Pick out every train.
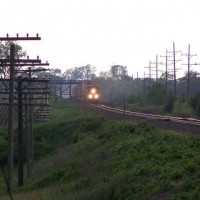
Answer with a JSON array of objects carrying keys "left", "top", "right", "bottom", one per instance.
[{"left": 72, "top": 81, "right": 100, "bottom": 103}]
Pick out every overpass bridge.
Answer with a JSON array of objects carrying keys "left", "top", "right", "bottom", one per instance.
[{"left": 50, "top": 79, "right": 86, "bottom": 99}]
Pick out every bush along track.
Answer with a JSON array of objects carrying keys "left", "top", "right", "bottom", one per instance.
[{"left": 1, "top": 103, "right": 200, "bottom": 199}]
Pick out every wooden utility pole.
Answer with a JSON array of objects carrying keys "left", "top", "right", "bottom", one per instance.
[
  {"left": 0, "top": 76, "right": 50, "bottom": 186},
  {"left": 151, "top": 55, "right": 163, "bottom": 82},
  {"left": 144, "top": 61, "right": 153, "bottom": 79},
  {"left": 8, "top": 43, "right": 15, "bottom": 193},
  {"left": 143, "top": 72, "right": 146, "bottom": 96},
  {"left": 173, "top": 43, "right": 177, "bottom": 98},
  {"left": 168, "top": 42, "right": 181, "bottom": 98},
  {"left": 17, "top": 66, "right": 50, "bottom": 177},
  {"left": 144, "top": 61, "right": 155, "bottom": 86},
  {"left": 28, "top": 68, "right": 34, "bottom": 166},
  {"left": 17, "top": 77, "right": 23, "bottom": 186},
  {"left": 131, "top": 75, "right": 133, "bottom": 88},
  {"left": 181, "top": 44, "right": 197, "bottom": 99},
  {"left": 1, "top": 59, "right": 43, "bottom": 188},
  {"left": 25, "top": 103, "right": 30, "bottom": 177},
  {"left": 160, "top": 49, "right": 173, "bottom": 92},
  {"left": 0, "top": 34, "right": 41, "bottom": 192},
  {"left": 156, "top": 55, "right": 159, "bottom": 82}
]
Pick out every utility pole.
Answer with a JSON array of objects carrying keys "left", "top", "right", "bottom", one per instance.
[
  {"left": 8, "top": 43, "right": 15, "bottom": 194},
  {"left": 144, "top": 61, "right": 155, "bottom": 86},
  {"left": 143, "top": 72, "right": 146, "bottom": 96},
  {"left": 131, "top": 75, "right": 133, "bottom": 88},
  {"left": 0, "top": 58, "right": 43, "bottom": 188},
  {"left": 136, "top": 72, "right": 139, "bottom": 94},
  {"left": 0, "top": 75, "right": 50, "bottom": 185},
  {"left": 17, "top": 66, "right": 50, "bottom": 177},
  {"left": 24, "top": 102, "right": 30, "bottom": 177},
  {"left": 151, "top": 55, "right": 163, "bottom": 83},
  {"left": 168, "top": 42, "right": 181, "bottom": 98},
  {"left": 173, "top": 43, "right": 177, "bottom": 98},
  {"left": 27, "top": 67, "right": 49, "bottom": 166},
  {"left": 181, "top": 44, "right": 197, "bottom": 99},
  {"left": 0, "top": 34, "right": 41, "bottom": 192},
  {"left": 17, "top": 77, "right": 23, "bottom": 187},
  {"left": 144, "top": 61, "right": 153, "bottom": 79},
  {"left": 160, "top": 49, "right": 173, "bottom": 93}
]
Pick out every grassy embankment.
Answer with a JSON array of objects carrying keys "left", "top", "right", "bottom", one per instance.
[
  {"left": 1, "top": 102, "right": 200, "bottom": 199},
  {"left": 125, "top": 98, "right": 196, "bottom": 118}
]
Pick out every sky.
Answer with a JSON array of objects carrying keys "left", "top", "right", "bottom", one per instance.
[{"left": 1, "top": 0, "right": 200, "bottom": 78}]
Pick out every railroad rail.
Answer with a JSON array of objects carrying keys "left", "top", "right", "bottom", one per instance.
[{"left": 84, "top": 103, "right": 200, "bottom": 135}]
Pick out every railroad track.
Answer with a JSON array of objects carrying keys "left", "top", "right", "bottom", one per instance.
[
  {"left": 85, "top": 103, "right": 200, "bottom": 135},
  {"left": 98, "top": 104, "right": 200, "bottom": 126}
]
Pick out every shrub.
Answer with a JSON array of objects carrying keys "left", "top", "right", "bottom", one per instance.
[
  {"left": 190, "top": 93, "right": 200, "bottom": 116},
  {"left": 164, "top": 95, "right": 175, "bottom": 113},
  {"left": 0, "top": 129, "right": 7, "bottom": 163},
  {"left": 147, "top": 83, "right": 167, "bottom": 105}
]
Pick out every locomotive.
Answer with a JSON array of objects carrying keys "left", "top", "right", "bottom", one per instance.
[{"left": 72, "top": 81, "right": 100, "bottom": 103}]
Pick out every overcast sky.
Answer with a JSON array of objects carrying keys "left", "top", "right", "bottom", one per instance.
[{"left": 1, "top": 0, "right": 200, "bottom": 78}]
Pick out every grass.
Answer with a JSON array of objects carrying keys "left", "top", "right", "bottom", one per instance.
[
  {"left": 125, "top": 97, "right": 197, "bottom": 118},
  {"left": 1, "top": 102, "right": 200, "bottom": 199},
  {"left": 172, "top": 100, "right": 196, "bottom": 118}
]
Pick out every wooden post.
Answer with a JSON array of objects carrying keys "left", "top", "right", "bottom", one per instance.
[
  {"left": 165, "top": 50, "right": 168, "bottom": 93},
  {"left": 143, "top": 72, "right": 146, "bottom": 97},
  {"left": 30, "top": 106, "right": 34, "bottom": 162},
  {"left": 181, "top": 44, "right": 197, "bottom": 100},
  {"left": 60, "top": 84, "right": 62, "bottom": 97},
  {"left": 7, "top": 43, "right": 15, "bottom": 193},
  {"left": 187, "top": 44, "right": 190, "bottom": 99},
  {"left": 69, "top": 83, "right": 72, "bottom": 99},
  {"left": 173, "top": 42, "right": 177, "bottom": 98},
  {"left": 17, "top": 78, "right": 23, "bottom": 186},
  {"left": 156, "top": 55, "right": 158, "bottom": 82},
  {"left": 25, "top": 104, "right": 31, "bottom": 177},
  {"left": 28, "top": 68, "right": 34, "bottom": 163}
]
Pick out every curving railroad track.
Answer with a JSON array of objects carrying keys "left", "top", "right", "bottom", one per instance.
[{"left": 83, "top": 103, "right": 200, "bottom": 135}]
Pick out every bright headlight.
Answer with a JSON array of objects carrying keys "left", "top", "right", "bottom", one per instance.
[
  {"left": 94, "top": 94, "right": 99, "bottom": 99},
  {"left": 88, "top": 94, "right": 93, "bottom": 99},
  {"left": 91, "top": 88, "right": 96, "bottom": 94}
]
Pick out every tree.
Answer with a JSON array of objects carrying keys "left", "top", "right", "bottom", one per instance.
[
  {"left": 50, "top": 68, "right": 61, "bottom": 75},
  {"left": 31, "top": 67, "right": 65, "bottom": 85},
  {"left": 184, "top": 70, "right": 199, "bottom": 78},
  {"left": 147, "top": 83, "right": 167, "bottom": 105},
  {"left": 110, "top": 65, "right": 127, "bottom": 79},
  {"left": 160, "top": 71, "right": 174, "bottom": 80},
  {"left": 190, "top": 92, "right": 200, "bottom": 116},
  {"left": 63, "top": 64, "right": 96, "bottom": 80},
  {"left": 0, "top": 41, "right": 26, "bottom": 78},
  {"left": 121, "top": 75, "right": 133, "bottom": 85},
  {"left": 99, "top": 71, "right": 111, "bottom": 78},
  {"left": 177, "top": 70, "right": 200, "bottom": 97}
]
